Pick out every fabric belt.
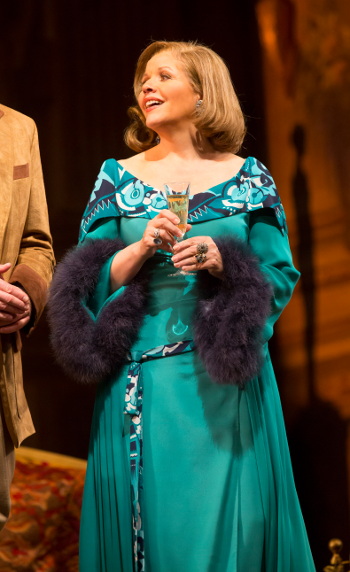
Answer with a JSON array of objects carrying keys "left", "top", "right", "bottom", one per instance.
[{"left": 123, "top": 340, "right": 195, "bottom": 572}]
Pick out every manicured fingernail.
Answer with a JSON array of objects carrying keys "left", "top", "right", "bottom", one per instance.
[
  {"left": 173, "top": 245, "right": 179, "bottom": 251},
  {"left": 174, "top": 217, "right": 180, "bottom": 224},
  {"left": 172, "top": 256, "right": 178, "bottom": 262}
]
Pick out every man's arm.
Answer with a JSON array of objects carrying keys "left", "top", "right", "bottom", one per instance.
[{"left": 8, "top": 123, "right": 55, "bottom": 334}]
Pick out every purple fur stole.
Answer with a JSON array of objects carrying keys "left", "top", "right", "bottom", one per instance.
[
  {"left": 194, "top": 237, "right": 272, "bottom": 387},
  {"left": 48, "top": 238, "right": 149, "bottom": 384},
  {"left": 48, "top": 236, "right": 272, "bottom": 387}
]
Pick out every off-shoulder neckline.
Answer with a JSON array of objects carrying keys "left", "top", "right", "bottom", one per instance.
[{"left": 113, "top": 157, "right": 251, "bottom": 197}]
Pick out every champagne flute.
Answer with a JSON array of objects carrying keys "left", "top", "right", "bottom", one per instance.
[{"left": 164, "top": 182, "right": 195, "bottom": 277}]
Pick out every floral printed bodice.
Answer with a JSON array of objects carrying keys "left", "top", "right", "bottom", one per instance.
[{"left": 79, "top": 156, "right": 287, "bottom": 242}]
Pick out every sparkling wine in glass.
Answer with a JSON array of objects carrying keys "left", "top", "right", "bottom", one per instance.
[{"left": 164, "top": 182, "right": 195, "bottom": 276}]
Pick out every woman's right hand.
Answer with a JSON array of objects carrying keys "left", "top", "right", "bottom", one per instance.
[
  {"left": 139, "top": 210, "right": 192, "bottom": 257},
  {"left": 110, "top": 211, "right": 192, "bottom": 292}
]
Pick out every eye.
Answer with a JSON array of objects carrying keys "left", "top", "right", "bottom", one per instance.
[
  {"left": 160, "top": 73, "right": 171, "bottom": 81},
  {"left": 140, "top": 74, "right": 150, "bottom": 86}
]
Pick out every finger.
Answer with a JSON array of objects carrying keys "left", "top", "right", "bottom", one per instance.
[
  {"left": 0, "top": 263, "right": 11, "bottom": 276},
  {"left": 142, "top": 239, "right": 173, "bottom": 256},
  {"left": 173, "top": 255, "right": 199, "bottom": 269},
  {"left": 5, "top": 283, "right": 30, "bottom": 305},
  {"left": 153, "top": 219, "right": 183, "bottom": 239},
  {"left": 172, "top": 244, "right": 200, "bottom": 263},
  {"left": 0, "top": 296, "right": 27, "bottom": 313},
  {"left": 173, "top": 240, "right": 214, "bottom": 262},
  {"left": 182, "top": 255, "right": 218, "bottom": 273},
  {"left": 172, "top": 236, "right": 197, "bottom": 252},
  {"left": 161, "top": 229, "right": 177, "bottom": 247},
  {"left": 172, "top": 223, "right": 192, "bottom": 242},
  {"left": 159, "top": 243, "right": 174, "bottom": 254},
  {"left": 0, "top": 312, "right": 17, "bottom": 324},
  {"left": 0, "top": 279, "right": 30, "bottom": 301},
  {"left": 0, "top": 309, "right": 30, "bottom": 322},
  {"left": 157, "top": 210, "right": 181, "bottom": 225},
  {"left": 182, "top": 264, "right": 199, "bottom": 272},
  {"left": 0, "top": 315, "right": 30, "bottom": 334},
  {"left": 177, "top": 250, "right": 213, "bottom": 270},
  {"left": 182, "top": 260, "right": 209, "bottom": 272},
  {"left": 0, "top": 287, "right": 28, "bottom": 311},
  {"left": 174, "top": 236, "right": 213, "bottom": 254},
  {"left": 156, "top": 228, "right": 177, "bottom": 248},
  {"left": 0, "top": 300, "right": 29, "bottom": 316}
]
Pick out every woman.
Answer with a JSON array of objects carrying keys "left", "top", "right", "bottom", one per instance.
[{"left": 49, "top": 41, "right": 315, "bottom": 572}]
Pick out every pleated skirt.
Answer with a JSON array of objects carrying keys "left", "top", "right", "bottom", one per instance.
[{"left": 79, "top": 350, "right": 315, "bottom": 572}]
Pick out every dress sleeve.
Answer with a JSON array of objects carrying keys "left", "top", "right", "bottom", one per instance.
[
  {"left": 80, "top": 218, "right": 125, "bottom": 317},
  {"left": 248, "top": 208, "right": 300, "bottom": 346},
  {"left": 79, "top": 161, "right": 124, "bottom": 314},
  {"left": 48, "top": 160, "right": 149, "bottom": 384},
  {"left": 79, "top": 159, "right": 121, "bottom": 242},
  {"left": 84, "top": 247, "right": 126, "bottom": 318}
]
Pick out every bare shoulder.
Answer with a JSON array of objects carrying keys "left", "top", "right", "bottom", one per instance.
[
  {"left": 223, "top": 153, "right": 246, "bottom": 169},
  {"left": 210, "top": 153, "right": 246, "bottom": 179},
  {"left": 117, "top": 153, "right": 145, "bottom": 170}
]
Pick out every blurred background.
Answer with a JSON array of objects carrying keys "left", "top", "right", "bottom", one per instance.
[{"left": 1, "top": 0, "right": 350, "bottom": 568}]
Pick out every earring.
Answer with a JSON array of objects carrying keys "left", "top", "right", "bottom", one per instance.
[
  {"left": 196, "top": 100, "right": 203, "bottom": 108},
  {"left": 155, "top": 136, "right": 160, "bottom": 144}
]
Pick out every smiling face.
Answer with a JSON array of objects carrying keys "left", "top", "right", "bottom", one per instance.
[{"left": 137, "top": 51, "right": 200, "bottom": 133}]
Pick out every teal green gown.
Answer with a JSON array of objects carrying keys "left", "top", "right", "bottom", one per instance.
[{"left": 78, "top": 158, "right": 316, "bottom": 572}]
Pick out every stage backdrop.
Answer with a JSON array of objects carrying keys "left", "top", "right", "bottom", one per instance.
[
  {"left": 0, "top": 0, "right": 266, "bottom": 458},
  {"left": 256, "top": 0, "right": 350, "bottom": 567},
  {"left": 1, "top": 0, "right": 349, "bottom": 568}
]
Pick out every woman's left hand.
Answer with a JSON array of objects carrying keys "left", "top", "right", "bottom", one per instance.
[{"left": 172, "top": 236, "right": 224, "bottom": 280}]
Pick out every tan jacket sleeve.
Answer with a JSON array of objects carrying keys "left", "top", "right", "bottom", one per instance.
[{"left": 9, "top": 124, "right": 55, "bottom": 334}]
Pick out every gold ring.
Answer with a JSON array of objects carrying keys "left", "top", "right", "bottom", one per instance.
[
  {"left": 197, "top": 242, "right": 208, "bottom": 254},
  {"left": 195, "top": 253, "right": 207, "bottom": 264}
]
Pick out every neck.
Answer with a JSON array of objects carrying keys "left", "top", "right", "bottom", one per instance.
[{"left": 146, "top": 125, "right": 216, "bottom": 163}]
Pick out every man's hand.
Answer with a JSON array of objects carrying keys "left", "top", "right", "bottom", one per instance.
[{"left": 0, "top": 263, "right": 31, "bottom": 333}]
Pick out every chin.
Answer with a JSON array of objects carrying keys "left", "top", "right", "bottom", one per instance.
[
  {"left": 145, "top": 110, "right": 193, "bottom": 133},
  {"left": 145, "top": 117, "right": 165, "bottom": 131},
  {"left": 145, "top": 122, "right": 159, "bottom": 132}
]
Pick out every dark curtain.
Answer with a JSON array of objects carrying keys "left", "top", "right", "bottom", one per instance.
[
  {"left": 2, "top": 2, "right": 346, "bottom": 566},
  {"left": 0, "top": 0, "right": 267, "bottom": 459}
]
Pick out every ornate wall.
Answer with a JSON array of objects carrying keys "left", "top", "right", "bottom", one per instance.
[{"left": 256, "top": 0, "right": 350, "bottom": 567}]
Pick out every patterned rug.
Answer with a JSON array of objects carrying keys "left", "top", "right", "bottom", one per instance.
[{"left": 0, "top": 454, "right": 86, "bottom": 571}]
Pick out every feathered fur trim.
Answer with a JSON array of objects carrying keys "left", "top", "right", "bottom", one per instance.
[
  {"left": 47, "top": 238, "right": 149, "bottom": 384},
  {"left": 48, "top": 236, "right": 272, "bottom": 386},
  {"left": 193, "top": 237, "right": 272, "bottom": 387}
]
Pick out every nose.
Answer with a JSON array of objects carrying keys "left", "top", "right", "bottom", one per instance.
[{"left": 142, "top": 81, "right": 156, "bottom": 93}]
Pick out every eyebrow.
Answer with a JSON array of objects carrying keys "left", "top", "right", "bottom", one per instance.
[{"left": 141, "top": 66, "right": 175, "bottom": 80}]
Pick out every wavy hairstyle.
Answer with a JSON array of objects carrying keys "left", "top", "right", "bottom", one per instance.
[{"left": 124, "top": 41, "right": 246, "bottom": 153}]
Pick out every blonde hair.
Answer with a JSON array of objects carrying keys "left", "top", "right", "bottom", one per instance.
[{"left": 124, "top": 41, "right": 246, "bottom": 153}]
